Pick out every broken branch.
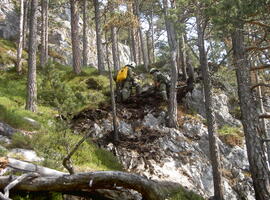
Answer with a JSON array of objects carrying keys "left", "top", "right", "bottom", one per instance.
[
  {"left": 6, "top": 158, "right": 66, "bottom": 176},
  {"left": 251, "top": 83, "right": 270, "bottom": 90},
  {"left": 250, "top": 64, "right": 270, "bottom": 71},
  {"left": 1, "top": 173, "right": 39, "bottom": 199},
  {"left": 63, "top": 131, "right": 94, "bottom": 175},
  {"left": 259, "top": 113, "right": 270, "bottom": 119}
]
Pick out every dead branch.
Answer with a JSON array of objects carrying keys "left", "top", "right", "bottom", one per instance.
[
  {"left": 3, "top": 158, "right": 67, "bottom": 176},
  {"left": 251, "top": 83, "right": 270, "bottom": 90},
  {"left": 63, "top": 131, "right": 93, "bottom": 175},
  {"left": 246, "top": 20, "right": 270, "bottom": 29},
  {"left": 250, "top": 64, "right": 270, "bottom": 71},
  {"left": 0, "top": 173, "right": 39, "bottom": 199},
  {"left": 259, "top": 113, "right": 270, "bottom": 119},
  {"left": 0, "top": 171, "right": 164, "bottom": 200},
  {"left": 246, "top": 46, "right": 270, "bottom": 52},
  {"left": 263, "top": 138, "right": 270, "bottom": 142}
]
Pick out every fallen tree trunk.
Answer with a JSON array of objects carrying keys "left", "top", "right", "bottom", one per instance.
[
  {"left": 6, "top": 158, "right": 67, "bottom": 176},
  {"left": 0, "top": 171, "right": 164, "bottom": 200}
]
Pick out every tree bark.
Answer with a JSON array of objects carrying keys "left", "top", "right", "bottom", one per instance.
[
  {"left": 22, "top": 0, "right": 29, "bottom": 49},
  {"left": 105, "top": 33, "right": 119, "bottom": 142},
  {"left": 162, "top": 0, "right": 178, "bottom": 128},
  {"left": 40, "top": 0, "right": 48, "bottom": 68},
  {"left": 253, "top": 58, "right": 270, "bottom": 164},
  {"left": 93, "top": 0, "right": 105, "bottom": 73},
  {"left": 0, "top": 171, "right": 163, "bottom": 200},
  {"left": 16, "top": 0, "right": 24, "bottom": 74},
  {"left": 25, "top": 0, "right": 38, "bottom": 112},
  {"left": 70, "top": 0, "right": 82, "bottom": 74},
  {"left": 128, "top": 2, "right": 137, "bottom": 64},
  {"left": 134, "top": 0, "right": 149, "bottom": 71},
  {"left": 150, "top": 7, "right": 155, "bottom": 63},
  {"left": 82, "top": 0, "right": 88, "bottom": 67},
  {"left": 179, "top": 33, "right": 187, "bottom": 81},
  {"left": 146, "top": 31, "right": 152, "bottom": 64},
  {"left": 232, "top": 26, "right": 270, "bottom": 200},
  {"left": 110, "top": 1, "right": 120, "bottom": 72},
  {"left": 196, "top": 15, "right": 224, "bottom": 200}
]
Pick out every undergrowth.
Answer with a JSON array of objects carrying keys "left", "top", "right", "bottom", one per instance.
[
  {"left": 218, "top": 125, "right": 244, "bottom": 147},
  {"left": 169, "top": 186, "right": 204, "bottom": 200},
  {"left": 0, "top": 39, "right": 121, "bottom": 172}
]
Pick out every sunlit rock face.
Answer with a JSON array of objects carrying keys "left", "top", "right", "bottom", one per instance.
[
  {"left": 185, "top": 85, "right": 241, "bottom": 127},
  {"left": 0, "top": 0, "right": 130, "bottom": 68},
  {"left": 0, "top": 0, "right": 18, "bottom": 40}
]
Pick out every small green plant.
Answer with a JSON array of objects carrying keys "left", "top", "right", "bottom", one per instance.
[
  {"left": 11, "top": 192, "right": 62, "bottom": 200},
  {"left": 8, "top": 132, "right": 33, "bottom": 149},
  {"left": 218, "top": 125, "right": 244, "bottom": 147},
  {"left": 169, "top": 186, "right": 204, "bottom": 200}
]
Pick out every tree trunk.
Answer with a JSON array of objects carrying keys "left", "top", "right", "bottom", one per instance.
[
  {"left": 40, "top": 0, "right": 48, "bottom": 68},
  {"left": 110, "top": 2, "right": 120, "bottom": 72},
  {"left": 134, "top": 0, "right": 149, "bottom": 71},
  {"left": 128, "top": 3, "right": 137, "bottom": 64},
  {"left": 146, "top": 31, "right": 152, "bottom": 64},
  {"left": 25, "top": 0, "right": 38, "bottom": 112},
  {"left": 22, "top": 0, "right": 29, "bottom": 49},
  {"left": 150, "top": 8, "right": 155, "bottom": 63},
  {"left": 82, "top": 0, "right": 88, "bottom": 67},
  {"left": 70, "top": 0, "right": 81, "bottom": 74},
  {"left": 128, "top": 29, "right": 134, "bottom": 62},
  {"left": 162, "top": 0, "right": 178, "bottom": 128},
  {"left": 16, "top": 0, "right": 24, "bottom": 74},
  {"left": 253, "top": 58, "right": 270, "bottom": 164},
  {"left": 179, "top": 33, "right": 187, "bottom": 80},
  {"left": 0, "top": 171, "right": 163, "bottom": 200},
  {"left": 93, "top": 0, "right": 105, "bottom": 73},
  {"left": 105, "top": 33, "right": 119, "bottom": 142},
  {"left": 232, "top": 26, "right": 270, "bottom": 200},
  {"left": 196, "top": 16, "right": 224, "bottom": 200}
]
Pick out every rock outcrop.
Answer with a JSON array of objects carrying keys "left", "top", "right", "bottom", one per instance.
[
  {"left": 73, "top": 96, "right": 254, "bottom": 200},
  {"left": 0, "top": 0, "right": 131, "bottom": 67},
  {"left": 185, "top": 85, "right": 242, "bottom": 127}
]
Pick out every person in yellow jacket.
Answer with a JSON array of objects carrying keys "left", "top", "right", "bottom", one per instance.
[{"left": 114, "top": 62, "right": 141, "bottom": 102}]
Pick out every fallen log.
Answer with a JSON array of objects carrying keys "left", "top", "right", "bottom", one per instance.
[
  {"left": 6, "top": 158, "right": 67, "bottom": 176},
  {"left": 0, "top": 171, "right": 164, "bottom": 200}
]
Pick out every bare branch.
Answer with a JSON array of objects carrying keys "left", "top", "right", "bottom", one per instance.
[
  {"left": 246, "top": 20, "right": 270, "bottom": 29},
  {"left": 63, "top": 131, "right": 94, "bottom": 174},
  {"left": 6, "top": 158, "right": 66, "bottom": 176},
  {"left": 259, "top": 113, "right": 270, "bottom": 119},
  {"left": 246, "top": 46, "right": 270, "bottom": 52},
  {"left": 250, "top": 64, "right": 270, "bottom": 71},
  {"left": 263, "top": 138, "right": 270, "bottom": 142},
  {"left": 251, "top": 83, "right": 270, "bottom": 90},
  {"left": 3, "top": 173, "right": 39, "bottom": 198}
]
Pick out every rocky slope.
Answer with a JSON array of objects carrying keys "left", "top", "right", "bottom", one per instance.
[{"left": 73, "top": 92, "right": 254, "bottom": 200}]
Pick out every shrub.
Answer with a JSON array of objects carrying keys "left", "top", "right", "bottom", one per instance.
[
  {"left": 8, "top": 132, "right": 33, "bottom": 149},
  {"left": 169, "top": 186, "right": 204, "bottom": 200}
]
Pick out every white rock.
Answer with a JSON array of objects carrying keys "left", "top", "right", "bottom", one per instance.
[{"left": 8, "top": 148, "right": 43, "bottom": 162}]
